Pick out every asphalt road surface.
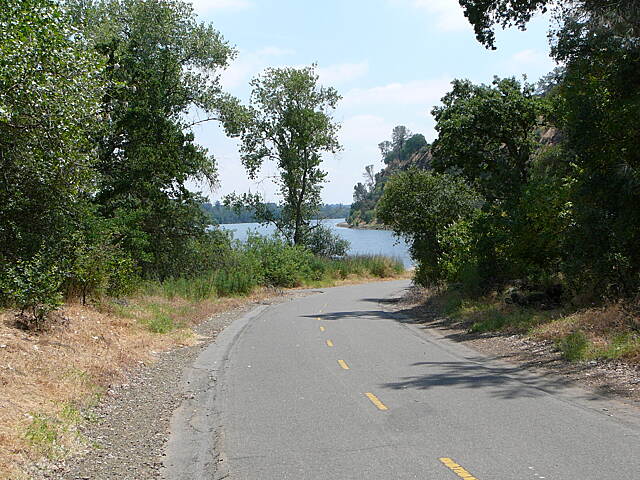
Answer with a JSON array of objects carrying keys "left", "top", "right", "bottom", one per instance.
[{"left": 169, "top": 279, "right": 640, "bottom": 479}]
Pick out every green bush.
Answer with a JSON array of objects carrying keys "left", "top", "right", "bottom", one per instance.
[
  {"left": 244, "top": 234, "right": 315, "bottom": 288},
  {"left": 0, "top": 252, "right": 64, "bottom": 328},
  {"left": 377, "top": 169, "right": 481, "bottom": 287},
  {"left": 305, "top": 224, "right": 350, "bottom": 257}
]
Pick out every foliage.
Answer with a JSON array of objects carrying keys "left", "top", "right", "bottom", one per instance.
[
  {"left": 457, "top": 1, "right": 640, "bottom": 49},
  {"left": 431, "top": 77, "right": 546, "bottom": 202},
  {"left": 0, "top": 253, "right": 64, "bottom": 328},
  {"left": 69, "top": 0, "right": 241, "bottom": 279},
  {"left": 65, "top": 214, "right": 137, "bottom": 304},
  {"left": 243, "top": 234, "right": 316, "bottom": 288},
  {"left": 377, "top": 169, "right": 481, "bottom": 286},
  {"left": 551, "top": 14, "right": 640, "bottom": 299},
  {"left": 228, "top": 65, "right": 341, "bottom": 245},
  {"left": 0, "top": 0, "right": 104, "bottom": 318},
  {"left": 305, "top": 224, "right": 350, "bottom": 258},
  {"left": 348, "top": 126, "right": 430, "bottom": 226}
]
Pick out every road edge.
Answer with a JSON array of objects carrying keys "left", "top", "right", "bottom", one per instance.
[
  {"left": 379, "top": 287, "right": 640, "bottom": 430},
  {"left": 161, "top": 303, "right": 268, "bottom": 480}
]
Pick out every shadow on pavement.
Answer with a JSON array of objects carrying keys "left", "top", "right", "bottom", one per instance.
[
  {"left": 382, "top": 360, "right": 578, "bottom": 400},
  {"left": 303, "top": 310, "right": 400, "bottom": 322}
]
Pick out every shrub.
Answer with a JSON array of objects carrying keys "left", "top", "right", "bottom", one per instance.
[
  {"left": 0, "top": 252, "right": 64, "bottom": 328},
  {"left": 557, "top": 330, "right": 589, "bottom": 361},
  {"left": 377, "top": 169, "right": 481, "bottom": 287},
  {"left": 244, "top": 234, "right": 314, "bottom": 288},
  {"left": 305, "top": 224, "right": 350, "bottom": 257}
]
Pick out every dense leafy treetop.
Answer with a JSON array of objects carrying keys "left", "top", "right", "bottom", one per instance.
[{"left": 431, "top": 77, "right": 546, "bottom": 201}]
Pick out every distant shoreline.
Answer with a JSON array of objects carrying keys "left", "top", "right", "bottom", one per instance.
[{"left": 336, "top": 222, "right": 389, "bottom": 231}]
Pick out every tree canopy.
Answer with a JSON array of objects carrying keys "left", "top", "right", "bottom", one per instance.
[{"left": 228, "top": 65, "right": 341, "bottom": 246}]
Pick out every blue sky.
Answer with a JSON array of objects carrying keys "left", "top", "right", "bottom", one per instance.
[{"left": 189, "top": 0, "right": 556, "bottom": 204}]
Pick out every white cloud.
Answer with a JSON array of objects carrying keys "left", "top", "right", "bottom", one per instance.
[
  {"left": 317, "top": 62, "right": 369, "bottom": 86},
  {"left": 255, "top": 46, "right": 296, "bottom": 57},
  {"left": 221, "top": 46, "right": 295, "bottom": 90},
  {"left": 512, "top": 48, "right": 545, "bottom": 64},
  {"left": 190, "top": 0, "right": 253, "bottom": 12},
  {"left": 396, "top": 0, "right": 470, "bottom": 32},
  {"left": 343, "top": 77, "right": 451, "bottom": 108},
  {"left": 340, "top": 114, "right": 393, "bottom": 146}
]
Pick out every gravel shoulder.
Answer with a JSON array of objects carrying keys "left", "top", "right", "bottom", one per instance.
[
  {"left": 32, "top": 291, "right": 310, "bottom": 480},
  {"left": 388, "top": 286, "right": 640, "bottom": 409}
]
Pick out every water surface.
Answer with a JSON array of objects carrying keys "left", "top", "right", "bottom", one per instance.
[{"left": 218, "top": 218, "right": 412, "bottom": 267}]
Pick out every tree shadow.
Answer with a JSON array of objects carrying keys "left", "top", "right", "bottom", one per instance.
[
  {"left": 382, "top": 360, "right": 585, "bottom": 400},
  {"left": 303, "top": 310, "right": 401, "bottom": 322}
]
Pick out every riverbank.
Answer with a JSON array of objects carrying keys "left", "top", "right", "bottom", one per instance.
[{"left": 335, "top": 221, "right": 389, "bottom": 231}]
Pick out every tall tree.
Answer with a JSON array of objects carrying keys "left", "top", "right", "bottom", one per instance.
[
  {"left": 68, "top": 0, "right": 243, "bottom": 277},
  {"left": 0, "top": 0, "right": 103, "bottom": 270},
  {"left": 227, "top": 66, "right": 341, "bottom": 245},
  {"left": 431, "top": 77, "right": 545, "bottom": 202}
]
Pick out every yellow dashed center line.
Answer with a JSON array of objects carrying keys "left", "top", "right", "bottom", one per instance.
[
  {"left": 337, "top": 359, "right": 350, "bottom": 370},
  {"left": 364, "top": 392, "right": 388, "bottom": 411},
  {"left": 326, "top": 339, "right": 334, "bottom": 347},
  {"left": 319, "top": 326, "right": 325, "bottom": 332},
  {"left": 439, "top": 457, "right": 480, "bottom": 480}
]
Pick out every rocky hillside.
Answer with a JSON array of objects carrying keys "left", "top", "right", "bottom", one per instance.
[{"left": 347, "top": 126, "right": 431, "bottom": 227}]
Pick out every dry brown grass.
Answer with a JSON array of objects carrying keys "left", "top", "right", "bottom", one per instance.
[
  {"left": 532, "top": 302, "right": 640, "bottom": 362},
  {"left": 0, "top": 290, "right": 273, "bottom": 479}
]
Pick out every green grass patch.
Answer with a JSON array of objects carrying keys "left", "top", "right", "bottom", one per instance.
[
  {"left": 557, "top": 330, "right": 589, "bottom": 361},
  {"left": 24, "top": 403, "right": 83, "bottom": 459},
  {"left": 434, "top": 289, "right": 558, "bottom": 334},
  {"left": 138, "top": 303, "right": 187, "bottom": 334}
]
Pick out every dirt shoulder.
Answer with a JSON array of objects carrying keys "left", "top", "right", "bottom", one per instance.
[
  {"left": 388, "top": 287, "right": 640, "bottom": 409},
  {"left": 28, "top": 290, "right": 309, "bottom": 480}
]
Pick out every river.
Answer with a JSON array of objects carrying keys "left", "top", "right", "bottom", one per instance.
[{"left": 218, "top": 218, "right": 413, "bottom": 267}]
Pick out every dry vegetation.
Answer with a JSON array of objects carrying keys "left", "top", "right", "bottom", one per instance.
[
  {"left": 0, "top": 292, "right": 270, "bottom": 479},
  {"left": 419, "top": 287, "right": 640, "bottom": 364}
]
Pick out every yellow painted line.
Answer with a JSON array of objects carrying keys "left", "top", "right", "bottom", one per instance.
[
  {"left": 439, "top": 457, "right": 480, "bottom": 480},
  {"left": 364, "top": 392, "right": 388, "bottom": 411},
  {"left": 326, "top": 339, "right": 334, "bottom": 347},
  {"left": 319, "top": 326, "right": 325, "bottom": 332},
  {"left": 337, "top": 359, "right": 349, "bottom": 370}
]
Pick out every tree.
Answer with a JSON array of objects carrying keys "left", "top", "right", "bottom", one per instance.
[
  {"left": 363, "top": 165, "right": 376, "bottom": 191},
  {"left": 0, "top": 0, "right": 104, "bottom": 314},
  {"left": 228, "top": 66, "right": 341, "bottom": 246},
  {"left": 68, "top": 0, "right": 243, "bottom": 278},
  {"left": 550, "top": 12, "right": 640, "bottom": 297},
  {"left": 458, "top": 0, "right": 640, "bottom": 49},
  {"left": 431, "top": 77, "right": 545, "bottom": 202},
  {"left": 377, "top": 169, "right": 481, "bottom": 285}
]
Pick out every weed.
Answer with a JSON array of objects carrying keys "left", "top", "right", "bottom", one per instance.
[
  {"left": 593, "top": 333, "right": 640, "bottom": 360},
  {"left": 145, "top": 310, "right": 175, "bottom": 334},
  {"left": 557, "top": 330, "right": 589, "bottom": 361},
  {"left": 24, "top": 414, "right": 61, "bottom": 458},
  {"left": 469, "top": 310, "right": 508, "bottom": 333}
]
